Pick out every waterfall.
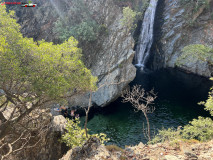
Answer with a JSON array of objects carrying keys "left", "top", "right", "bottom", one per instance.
[{"left": 135, "top": 0, "right": 158, "bottom": 68}]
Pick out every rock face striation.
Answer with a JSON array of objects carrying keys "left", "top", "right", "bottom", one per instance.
[
  {"left": 9, "top": 0, "right": 136, "bottom": 107},
  {"left": 152, "top": 0, "right": 213, "bottom": 77}
]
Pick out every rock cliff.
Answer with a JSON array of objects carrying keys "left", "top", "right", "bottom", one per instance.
[
  {"left": 7, "top": 0, "right": 136, "bottom": 107},
  {"left": 152, "top": 0, "right": 213, "bottom": 77}
]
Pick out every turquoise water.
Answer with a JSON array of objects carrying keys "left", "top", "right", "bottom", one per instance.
[{"left": 80, "top": 69, "right": 212, "bottom": 147}]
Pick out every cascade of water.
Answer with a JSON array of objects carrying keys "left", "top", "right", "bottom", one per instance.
[{"left": 135, "top": 0, "right": 158, "bottom": 68}]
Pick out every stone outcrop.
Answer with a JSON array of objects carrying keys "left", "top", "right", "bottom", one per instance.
[
  {"left": 8, "top": 0, "right": 136, "bottom": 107},
  {"left": 153, "top": 0, "right": 213, "bottom": 77}
]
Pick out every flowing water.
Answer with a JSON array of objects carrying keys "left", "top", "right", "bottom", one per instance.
[
  {"left": 80, "top": 69, "right": 212, "bottom": 147},
  {"left": 135, "top": 0, "right": 158, "bottom": 68}
]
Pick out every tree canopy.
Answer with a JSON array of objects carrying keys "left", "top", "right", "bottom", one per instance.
[{"left": 0, "top": 4, "right": 97, "bottom": 142}]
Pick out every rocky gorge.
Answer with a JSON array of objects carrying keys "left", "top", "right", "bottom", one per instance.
[{"left": 2, "top": 0, "right": 213, "bottom": 159}]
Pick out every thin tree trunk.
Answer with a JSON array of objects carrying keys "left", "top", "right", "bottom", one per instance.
[
  {"left": 84, "top": 91, "right": 92, "bottom": 138},
  {"left": 143, "top": 112, "right": 151, "bottom": 141},
  {"left": 84, "top": 110, "right": 89, "bottom": 138}
]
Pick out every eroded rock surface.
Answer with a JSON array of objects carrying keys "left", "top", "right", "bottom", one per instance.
[{"left": 153, "top": 0, "right": 213, "bottom": 77}]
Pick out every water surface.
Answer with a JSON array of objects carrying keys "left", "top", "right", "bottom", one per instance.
[{"left": 80, "top": 69, "right": 212, "bottom": 147}]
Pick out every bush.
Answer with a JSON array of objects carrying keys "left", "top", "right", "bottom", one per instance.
[
  {"left": 54, "top": 19, "right": 100, "bottom": 43},
  {"left": 71, "top": 21, "right": 99, "bottom": 42},
  {"left": 120, "top": 7, "right": 139, "bottom": 32},
  {"left": 182, "top": 116, "right": 213, "bottom": 141},
  {"left": 61, "top": 118, "right": 109, "bottom": 148},
  {"left": 176, "top": 44, "right": 213, "bottom": 66},
  {"left": 149, "top": 128, "right": 182, "bottom": 144}
]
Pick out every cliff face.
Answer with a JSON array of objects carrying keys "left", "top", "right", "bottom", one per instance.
[
  {"left": 9, "top": 0, "right": 136, "bottom": 107},
  {"left": 153, "top": 0, "right": 213, "bottom": 77},
  {"left": 69, "top": 0, "right": 136, "bottom": 107}
]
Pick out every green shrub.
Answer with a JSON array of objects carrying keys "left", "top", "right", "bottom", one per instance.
[
  {"left": 182, "top": 116, "right": 213, "bottom": 141},
  {"left": 61, "top": 118, "right": 109, "bottom": 148},
  {"left": 199, "top": 86, "right": 213, "bottom": 116},
  {"left": 149, "top": 128, "right": 182, "bottom": 144},
  {"left": 176, "top": 44, "right": 213, "bottom": 67},
  {"left": 54, "top": 19, "right": 100, "bottom": 43},
  {"left": 120, "top": 7, "right": 139, "bottom": 31}
]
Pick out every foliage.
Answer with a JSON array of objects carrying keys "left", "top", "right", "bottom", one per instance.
[
  {"left": 149, "top": 128, "right": 182, "bottom": 144},
  {"left": 120, "top": 7, "right": 139, "bottom": 32},
  {"left": 53, "top": 0, "right": 101, "bottom": 43},
  {"left": 0, "top": 5, "right": 97, "bottom": 99},
  {"left": 54, "top": 19, "right": 100, "bottom": 43},
  {"left": 199, "top": 86, "right": 213, "bottom": 116},
  {"left": 150, "top": 117, "right": 213, "bottom": 144},
  {"left": 150, "top": 85, "right": 213, "bottom": 144},
  {"left": 182, "top": 116, "right": 213, "bottom": 141},
  {"left": 61, "top": 118, "right": 109, "bottom": 148},
  {"left": 0, "top": 3, "right": 97, "bottom": 151},
  {"left": 176, "top": 44, "right": 213, "bottom": 67}
]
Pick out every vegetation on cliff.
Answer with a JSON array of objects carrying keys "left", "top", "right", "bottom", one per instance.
[
  {"left": 176, "top": 44, "right": 213, "bottom": 67},
  {"left": 53, "top": 0, "right": 101, "bottom": 43},
  {"left": 61, "top": 118, "right": 109, "bottom": 148},
  {"left": 121, "top": 6, "right": 139, "bottom": 32}
]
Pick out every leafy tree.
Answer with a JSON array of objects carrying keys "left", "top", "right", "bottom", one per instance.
[
  {"left": 61, "top": 118, "right": 109, "bottom": 148},
  {"left": 0, "top": 5, "right": 97, "bottom": 158}
]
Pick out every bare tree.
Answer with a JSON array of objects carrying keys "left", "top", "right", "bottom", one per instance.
[{"left": 121, "top": 85, "right": 157, "bottom": 141}]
